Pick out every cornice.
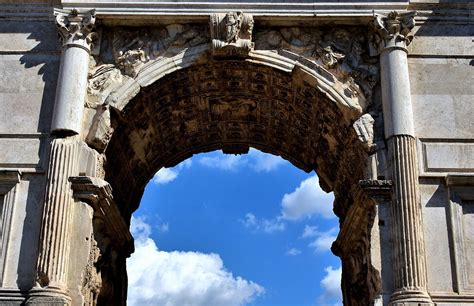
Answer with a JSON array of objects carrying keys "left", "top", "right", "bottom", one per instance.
[
  {"left": 0, "top": 4, "right": 55, "bottom": 21},
  {"left": 59, "top": 1, "right": 410, "bottom": 25},
  {"left": 1, "top": 2, "right": 470, "bottom": 25}
]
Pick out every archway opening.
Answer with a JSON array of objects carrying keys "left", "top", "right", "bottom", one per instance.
[
  {"left": 99, "top": 58, "right": 370, "bottom": 305},
  {"left": 104, "top": 60, "right": 368, "bottom": 222},
  {"left": 127, "top": 149, "right": 343, "bottom": 306}
]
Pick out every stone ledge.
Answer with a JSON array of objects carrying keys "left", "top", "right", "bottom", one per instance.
[{"left": 69, "top": 176, "right": 134, "bottom": 256}]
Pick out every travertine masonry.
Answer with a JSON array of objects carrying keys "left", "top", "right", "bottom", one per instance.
[{"left": 0, "top": 1, "right": 473, "bottom": 305}]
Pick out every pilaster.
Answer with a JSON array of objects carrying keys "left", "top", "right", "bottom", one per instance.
[{"left": 372, "top": 11, "right": 433, "bottom": 305}]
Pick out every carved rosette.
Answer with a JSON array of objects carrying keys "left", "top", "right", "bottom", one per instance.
[
  {"left": 370, "top": 11, "right": 416, "bottom": 55},
  {"left": 54, "top": 8, "right": 96, "bottom": 50},
  {"left": 210, "top": 12, "right": 254, "bottom": 57}
]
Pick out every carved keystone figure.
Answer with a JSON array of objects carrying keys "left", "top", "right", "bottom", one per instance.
[{"left": 210, "top": 12, "right": 254, "bottom": 57}]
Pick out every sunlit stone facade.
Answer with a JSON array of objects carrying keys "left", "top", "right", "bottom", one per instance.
[{"left": 0, "top": 1, "right": 472, "bottom": 305}]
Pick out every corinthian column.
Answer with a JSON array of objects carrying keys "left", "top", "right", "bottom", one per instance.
[
  {"left": 51, "top": 9, "right": 96, "bottom": 136},
  {"left": 372, "top": 12, "right": 433, "bottom": 305},
  {"left": 27, "top": 9, "right": 96, "bottom": 305}
]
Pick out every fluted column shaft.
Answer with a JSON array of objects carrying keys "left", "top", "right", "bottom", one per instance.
[
  {"left": 373, "top": 11, "right": 433, "bottom": 305},
  {"left": 387, "top": 136, "right": 431, "bottom": 304},
  {"left": 37, "top": 139, "right": 79, "bottom": 289}
]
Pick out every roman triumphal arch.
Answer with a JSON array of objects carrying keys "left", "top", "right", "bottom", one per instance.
[{"left": 0, "top": 1, "right": 473, "bottom": 305}]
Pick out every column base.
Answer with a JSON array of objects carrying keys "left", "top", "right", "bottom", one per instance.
[
  {"left": 26, "top": 287, "right": 71, "bottom": 306},
  {"left": 389, "top": 289, "right": 433, "bottom": 306}
]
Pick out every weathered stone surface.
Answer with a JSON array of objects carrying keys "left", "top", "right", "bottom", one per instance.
[
  {"left": 0, "top": 3, "right": 473, "bottom": 306},
  {"left": 0, "top": 21, "right": 59, "bottom": 53},
  {"left": 104, "top": 60, "right": 368, "bottom": 216},
  {"left": 0, "top": 54, "right": 58, "bottom": 134}
]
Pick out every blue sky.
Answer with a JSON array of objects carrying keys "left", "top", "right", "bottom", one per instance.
[{"left": 127, "top": 149, "right": 342, "bottom": 306}]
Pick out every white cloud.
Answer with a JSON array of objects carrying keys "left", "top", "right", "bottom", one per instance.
[
  {"left": 153, "top": 168, "right": 178, "bottom": 184},
  {"left": 280, "top": 175, "right": 335, "bottom": 220},
  {"left": 308, "top": 232, "right": 337, "bottom": 253},
  {"left": 198, "top": 154, "right": 246, "bottom": 171},
  {"left": 301, "top": 225, "right": 318, "bottom": 238},
  {"left": 153, "top": 159, "right": 192, "bottom": 185},
  {"left": 128, "top": 216, "right": 264, "bottom": 306},
  {"left": 197, "top": 149, "right": 286, "bottom": 173},
  {"left": 286, "top": 248, "right": 302, "bottom": 256},
  {"left": 301, "top": 225, "right": 338, "bottom": 253},
  {"left": 248, "top": 149, "right": 286, "bottom": 172},
  {"left": 240, "top": 213, "right": 286, "bottom": 234},
  {"left": 317, "top": 266, "right": 342, "bottom": 306}
]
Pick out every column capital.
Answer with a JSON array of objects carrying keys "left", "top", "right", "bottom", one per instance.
[
  {"left": 54, "top": 8, "right": 96, "bottom": 51},
  {"left": 370, "top": 11, "right": 416, "bottom": 55}
]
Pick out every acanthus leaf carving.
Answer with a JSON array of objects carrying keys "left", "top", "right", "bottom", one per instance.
[
  {"left": 54, "top": 8, "right": 97, "bottom": 50},
  {"left": 370, "top": 11, "right": 417, "bottom": 55},
  {"left": 210, "top": 12, "right": 254, "bottom": 57}
]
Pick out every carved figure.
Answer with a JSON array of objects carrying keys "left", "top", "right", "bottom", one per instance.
[
  {"left": 315, "top": 45, "right": 345, "bottom": 68},
  {"left": 210, "top": 12, "right": 254, "bottom": 57},
  {"left": 224, "top": 12, "right": 243, "bottom": 43},
  {"left": 255, "top": 27, "right": 379, "bottom": 99}
]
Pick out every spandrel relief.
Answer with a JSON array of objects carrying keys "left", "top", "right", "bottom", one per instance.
[
  {"left": 255, "top": 27, "right": 378, "bottom": 98},
  {"left": 111, "top": 24, "right": 210, "bottom": 77}
]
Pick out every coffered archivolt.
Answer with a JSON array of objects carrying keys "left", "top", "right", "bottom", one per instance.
[
  {"left": 80, "top": 12, "right": 380, "bottom": 217},
  {"left": 84, "top": 13, "right": 379, "bottom": 150}
]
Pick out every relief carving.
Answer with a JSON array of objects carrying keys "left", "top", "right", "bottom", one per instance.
[
  {"left": 370, "top": 11, "right": 416, "bottom": 54},
  {"left": 87, "top": 64, "right": 126, "bottom": 107},
  {"left": 353, "top": 113, "right": 375, "bottom": 150},
  {"left": 255, "top": 27, "right": 378, "bottom": 98},
  {"left": 111, "top": 24, "right": 209, "bottom": 77},
  {"left": 85, "top": 21, "right": 378, "bottom": 153},
  {"left": 82, "top": 236, "right": 102, "bottom": 306},
  {"left": 54, "top": 8, "right": 96, "bottom": 49},
  {"left": 210, "top": 12, "right": 254, "bottom": 57}
]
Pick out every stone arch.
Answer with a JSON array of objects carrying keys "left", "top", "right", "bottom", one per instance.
[
  {"left": 101, "top": 60, "right": 372, "bottom": 218},
  {"left": 79, "top": 18, "right": 382, "bottom": 305},
  {"left": 84, "top": 20, "right": 379, "bottom": 221}
]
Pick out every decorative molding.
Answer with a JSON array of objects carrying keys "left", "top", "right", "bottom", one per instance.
[
  {"left": 60, "top": 1, "right": 409, "bottom": 20},
  {"left": 359, "top": 179, "right": 393, "bottom": 201},
  {"left": 418, "top": 139, "right": 474, "bottom": 177},
  {"left": 210, "top": 12, "right": 254, "bottom": 57},
  {"left": 54, "top": 8, "right": 96, "bottom": 51},
  {"left": 0, "top": 288, "right": 25, "bottom": 302},
  {"left": 446, "top": 174, "right": 474, "bottom": 187},
  {"left": 0, "top": 170, "right": 21, "bottom": 287},
  {"left": 69, "top": 176, "right": 134, "bottom": 256},
  {"left": 0, "top": 134, "right": 49, "bottom": 173},
  {"left": 370, "top": 11, "right": 416, "bottom": 55}
]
